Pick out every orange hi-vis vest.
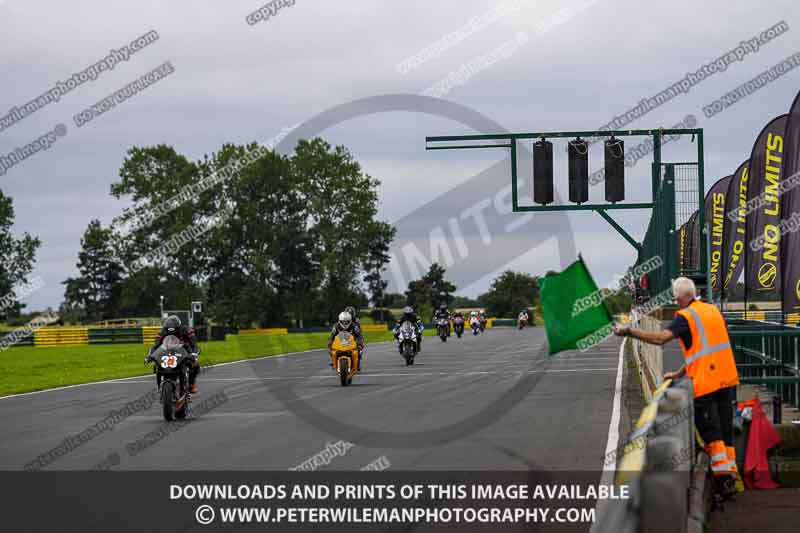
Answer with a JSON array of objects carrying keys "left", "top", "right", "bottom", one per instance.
[{"left": 675, "top": 300, "right": 739, "bottom": 398}]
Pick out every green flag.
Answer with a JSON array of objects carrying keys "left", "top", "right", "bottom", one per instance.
[{"left": 539, "top": 256, "right": 613, "bottom": 354}]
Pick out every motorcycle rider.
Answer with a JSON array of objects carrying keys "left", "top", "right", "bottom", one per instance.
[
  {"left": 328, "top": 311, "right": 365, "bottom": 370},
  {"left": 469, "top": 310, "right": 481, "bottom": 332},
  {"left": 148, "top": 315, "right": 201, "bottom": 394},
  {"left": 518, "top": 309, "right": 529, "bottom": 325},
  {"left": 394, "top": 305, "right": 423, "bottom": 352},
  {"left": 452, "top": 311, "right": 464, "bottom": 335},
  {"left": 344, "top": 306, "right": 364, "bottom": 367},
  {"left": 433, "top": 303, "right": 451, "bottom": 336},
  {"left": 345, "top": 306, "right": 361, "bottom": 331}
]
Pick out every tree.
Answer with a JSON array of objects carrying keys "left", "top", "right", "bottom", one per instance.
[
  {"left": 292, "top": 138, "right": 391, "bottom": 324},
  {"left": 405, "top": 278, "right": 431, "bottom": 310},
  {"left": 405, "top": 263, "right": 457, "bottom": 320},
  {"left": 199, "top": 143, "right": 304, "bottom": 327},
  {"left": 273, "top": 228, "right": 320, "bottom": 328},
  {"left": 382, "top": 293, "right": 406, "bottom": 308},
  {"left": 62, "top": 220, "right": 124, "bottom": 322},
  {"left": 89, "top": 136, "right": 395, "bottom": 328},
  {"left": 0, "top": 190, "right": 40, "bottom": 321},
  {"left": 362, "top": 222, "right": 396, "bottom": 308},
  {"left": 478, "top": 271, "right": 539, "bottom": 318},
  {"left": 111, "top": 144, "right": 209, "bottom": 281},
  {"left": 423, "top": 263, "right": 457, "bottom": 307},
  {"left": 603, "top": 289, "right": 632, "bottom": 314},
  {"left": 452, "top": 295, "right": 481, "bottom": 308}
]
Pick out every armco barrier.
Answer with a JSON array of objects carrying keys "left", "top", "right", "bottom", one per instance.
[
  {"left": 88, "top": 327, "right": 144, "bottom": 344},
  {"left": 0, "top": 328, "right": 35, "bottom": 347},
  {"left": 593, "top": 372, "right": 699, "bottom": 533},
  {"left": 141, "top": 326, "right": 161, "bottom": 345},
  {"left": 1, "top": 325, "right": 214, "bottom": 348},
  {"left": 361, "top": 324, "right": 389, "bottom": 332},
  {"left": 238, "top": 328, "right": 289, "bottom": 336},
  {"left": 629, "top": 313, "right": 664, "bottom": 404},
  {"left": 34, "top": 327, "right": 89, "bottom": 347}
]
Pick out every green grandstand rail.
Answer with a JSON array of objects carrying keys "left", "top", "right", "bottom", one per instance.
[{"left": 730, "top": 323, "right": 800, "bottom": 409}]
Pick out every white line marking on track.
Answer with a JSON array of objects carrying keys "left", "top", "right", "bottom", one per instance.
[
  {"left": 591, "top": 338, "right": 626, "bottom": 533},
  {"left": 600, "top": 338, "right": 625, "bottom": 482}
]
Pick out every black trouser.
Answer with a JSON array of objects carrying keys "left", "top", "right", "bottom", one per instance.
[
  {"left": 694, "top": 386, "right": 735, "bottom": 448},
  {"left": 188, "top": 356, "right": 199, "bottom": 386}
]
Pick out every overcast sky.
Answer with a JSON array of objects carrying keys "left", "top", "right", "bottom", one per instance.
[{"left": 2, "top": 0, "right": 799, "bottom": 311}]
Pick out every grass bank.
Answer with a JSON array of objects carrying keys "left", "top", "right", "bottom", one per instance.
[{"left": 0, "top": 330, "right": 436, "bottom": 397}]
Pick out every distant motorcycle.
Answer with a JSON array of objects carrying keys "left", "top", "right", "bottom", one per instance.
[
  {"left": 436, "top": 317, "right": 449, "bottom": 342},
  {"left": 518, "top": 314, "right": 528, "bottom": 330},
  {"left": 398, "top": 320, "right": 419, "bottom": 365},
  {"left": 470, "top": 316, "right": 481, "bottom": 336},
  {"left": 453, "top": 316, "right": 465, "bottom": 338},
  {"left": 145, "top": 335, "right": 193, "bottom": 421}
]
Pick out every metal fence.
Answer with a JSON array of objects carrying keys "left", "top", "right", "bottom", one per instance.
[
  {"left": 637, "top": 162, "right": 703, "bottom": 297},
  {"left": 727, "top": 318, "right": 800, "bottom": 410}
]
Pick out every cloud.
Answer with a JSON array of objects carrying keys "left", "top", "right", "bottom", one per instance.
[{"left": 1, "top": 0, "right": 799, "bottom": 309}]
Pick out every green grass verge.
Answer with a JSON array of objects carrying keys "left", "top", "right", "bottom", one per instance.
[{"left": 0, "top": 329, "right": 436, "bottom": 397}]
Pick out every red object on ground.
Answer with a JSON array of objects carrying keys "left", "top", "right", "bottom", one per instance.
[{"left": 738, "top": 398, "right": 781, "bottom": 489}]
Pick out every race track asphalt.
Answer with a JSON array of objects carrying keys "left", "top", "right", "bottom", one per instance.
[{"left": 0, "top": 327, "right": 624, "bottom": 473}]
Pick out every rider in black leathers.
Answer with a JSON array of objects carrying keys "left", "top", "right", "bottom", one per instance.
[
  {"left": 433, "top": 303, "right": 451, "bottom": 336},
  {"left": 393, "top": 305, "right": 423, "bottom": 352},
  {"left": 148, "top": 315, "right": 201, "bottom": 393}
]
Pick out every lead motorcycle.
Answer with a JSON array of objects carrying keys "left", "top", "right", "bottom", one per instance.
[
  {"left": 145, "top": 335, "right": 194, "bottom": 421},
  {"left": 330, "top": 330, "right": 360, "bottom": 386},
  {"left": 397, "top": 320, "right": 420, "bottom": 365}
]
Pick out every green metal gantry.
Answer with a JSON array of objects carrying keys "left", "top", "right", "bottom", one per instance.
[{"left": 425, "top": 127, "right": 707, "bottom": 282}]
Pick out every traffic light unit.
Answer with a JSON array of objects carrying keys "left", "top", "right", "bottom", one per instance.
[{"left": 532, "top": 137, "right": 626, "bottom": 205}]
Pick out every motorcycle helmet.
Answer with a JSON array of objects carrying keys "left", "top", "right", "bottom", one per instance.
[
  {"left": 439, "top": 303, "right": 447, "bottom": 310},
  {"left": 338, "top": 311, "right": 352, "bottom": 329},
  {"left": 403, "top": 306, "right": 413, "bottom": 315},
  {"left": 164, "top": 315, "right": 181, "bottom": 334}
]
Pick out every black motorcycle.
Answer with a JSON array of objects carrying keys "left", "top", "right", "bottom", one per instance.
[
  {"left": 453, "top": 316, "right": 464, "bottom": 338},
  {"left": 146, "top": 335, "right": 193, "bottom": 421}
]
